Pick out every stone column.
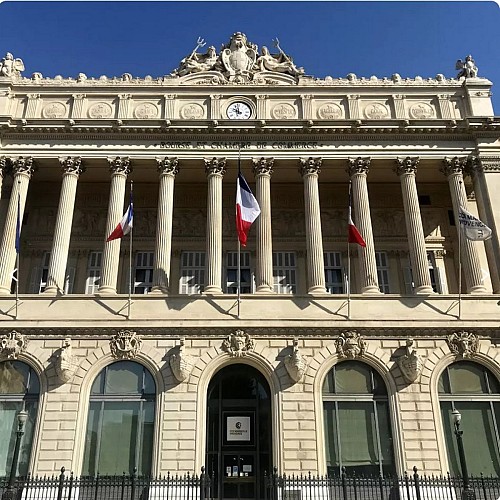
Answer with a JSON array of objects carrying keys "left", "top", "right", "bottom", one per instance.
[
  {"left": 347, "top": 157, "right": 381, "bottom": 294},
  {"left": 151, "top": 157, "right": 179, "bottom": 294},
  {"left": 394, "top": 157, "right": 433, "bottom": 294},
  {"left": 98, "top": 157, "right": 132, "bottom": 295},
  {"left": 0, "top": 157, "right": 36, "bottom": 295},
  {"left": 253, "top": 157, "right": 274, "bottom": 293},
  {"left": 299, "top": 157, "right": 326, "bottom": 294},
  {"left": 44, "top": 157, "right": 85, "bottom": 295},
  {"left": 203, "top": 157, "right": 226, "bottom": 294},
  {"left": 0, "top": 157, "right": 9, "bottom": 201},
  {"left": 441, "top": 157, "right": 487, "bottom": 294}
]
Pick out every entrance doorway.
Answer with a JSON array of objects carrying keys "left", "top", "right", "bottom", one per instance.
[{"left": 206, "top": 364, "right": 272, "bottom": 500}]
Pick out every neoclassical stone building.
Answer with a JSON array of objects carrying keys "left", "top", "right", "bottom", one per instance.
[{"left": 0, "top": 34, "right": 500, "bottom": 498}]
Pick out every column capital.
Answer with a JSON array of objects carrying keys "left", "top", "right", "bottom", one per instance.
[
  {"left": 12, "top": 156, "right": 36, "bottom": 177},
  {"left": 107, "top": 156, "right": 132, "bottom": 175},
  {"left": 440, "top": 156, "right": 467, "bottom": 177},
  {"left": 59, "top": 156, "right": 85, "bottom": 176},
  {"left": 347, "top": 157, "right": 371, "bottom": 176},
  {"left": 471, "top": 155, "right": 500, "bottom": 173},
  {"left": 204, "top": 157, "right": 226, "bottom": 176},
  {"left": 252, "top": 157, "right": 274, "bottom": 176},
  {"left": 299, "top": 157, "right": 322, "bottom": 177},
  {"left": 0, "top": 156, "right": 10, "bottom": 178},
  {"left": 157, "top": 157, "right": 179, "bottom": 176},
  {"left": 394, "top": 156, "right": 419, "bottom": 176}
]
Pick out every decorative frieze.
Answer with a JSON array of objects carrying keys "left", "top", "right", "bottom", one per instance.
[
  {"left": 395, "top": 339, "right": 423, "bottom": 384},
  {"left": 170, "top": 338, "right": 194, "bottom": 382},
  {"left": 335, "top": 331, "right": 366, "bottom": 359},
  {"left": 284, "top": 338, "right": 307, "bottom": 383},
  {"left": 447, "top": 331, "right": 479, "bottom": 358},
  {"left": 0, "top": 330, "right": 27, "bottom": 360},
  {"left": 110, "top": 330, "right": 142, "bottom": 359},
  {"left": 222, "top": 330, "right": 255, "bottom": 357}
]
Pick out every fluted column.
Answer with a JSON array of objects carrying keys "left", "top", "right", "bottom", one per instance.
[
  {"left": 98, "top": 157, "right": 132, "bottom": 295},
  {"left": 394, "top": 157, "right": 433, "bottom": 294},
  {"left": 151, "top": 157, "right": 179, "bottom": 294},
  {"left": 203, "top": 157, "right": 226, "bottom": 294},
  {"left": 299, "top": 157, "right": 326, "bottom": 294},
  {"left": 441, "top": 157, "right": 487, "bottom": 294},
  {"left": 253, "top": 157, "right": 274, "bottom": 293},
  {"left": 347, "top": 157, "right": 381, "bottom": 294},
  {"left": 44, "top": 157, "right": 85, "bottom": 295},
  {"left": 0, "top": 157, "right": 36, "bottom": 295}
]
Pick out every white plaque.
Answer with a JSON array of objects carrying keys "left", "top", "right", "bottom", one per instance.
[{"left": 227, "top": 416, "right": 251, "bottom": 442}]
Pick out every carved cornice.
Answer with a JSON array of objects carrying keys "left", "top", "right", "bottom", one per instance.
[
  {"left": 252, "top": 157, "right": 274, "bottom": 176},
  {"left": 394, "top": 156, "right": 419, "bottom": 176},
  {"left": 157, "top": 157, "right": 180, "bottom": 176},
  {"left": 107, "top": 156, "right": 132, "bottom": 175},
  {"left": 204, "top": 157, "right": 226, "bottom": 176},
  {"left": 59, "top": 156, "right": 85, "bottom": 176},
  {"left": 347, "top": 156, "right": 371, "bottom": 176},
  {"left": 299, "top": 157, "right": 322, "bottom": 176},
  {"left": 440, "top": 156, "right": 467, "bottom": 177}
]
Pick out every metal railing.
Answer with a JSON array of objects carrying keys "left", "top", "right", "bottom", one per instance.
[{"left": 264, "top": 467, "right": 500, "bottom": 500}]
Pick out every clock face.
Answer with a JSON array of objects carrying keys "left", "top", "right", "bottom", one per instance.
[{"left": 227, "top": 102, "right": 252, "bottom": 120}]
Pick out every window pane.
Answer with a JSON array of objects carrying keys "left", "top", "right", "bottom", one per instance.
[
  {"left": 335, "top": 362, "right": 372, "bottom": 394},
  {"left": 82, "top": 402, "right": 101, "bottom": 476},
  {"left": 448, "top": 362, "right": 488, "bottom": 394},
  {"left": 105, "top": 362, "right": 143, "bottom": 394},
  {"left": 140, "top": 401, "right": 155, "bottom": 475},
  {"left": 0, "top": 361, "right": 30, "bottom": 394},
  {"left": 323, "top": 402, "right": 339, "bottom": 473},
  {"left": 376, "top": 402, "right": 395, "bottom": 469}
]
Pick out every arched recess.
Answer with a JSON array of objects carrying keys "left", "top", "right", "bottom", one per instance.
[
  {"left": 71, "top": 347, "right": 164, "bottom": 476},
  {"left": 430, "top": 351, "right": 500, "bottom": 476},
  {"left": 313, "top": 350, "right": 403, "bottom": 476},
  {"left": 0, "top": 359, "right": 41, "bottom": 476}
]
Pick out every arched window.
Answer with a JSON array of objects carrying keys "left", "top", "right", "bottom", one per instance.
[
  {"left": 439, "top": 361, "right": 500, "bottom": 476},
  {"left": 322, "top": 361, "right": 395, "bottom": 476},
  {"left": 0, "top": 360, "right": 40, "bottom": 476},
  {"left": 82, "top": 361, "right": 156, "bottom": 476}
]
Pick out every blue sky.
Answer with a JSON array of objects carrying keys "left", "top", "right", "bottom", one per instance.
[{"left": 1, "top": 1, "right": 500, "bottom": 112}]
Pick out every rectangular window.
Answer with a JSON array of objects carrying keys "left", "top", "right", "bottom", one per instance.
[
  {"left": 375, "top": 251, "right": 391, "bottom": 293},
  {"left": 38, "top": 252, "right": 51, "bottom": 293},
  {"left": 226, "top": 252, "right": 252, "bottom": 294},
  {"left": 180, "top": 251, "right": 205, "bottom": 294},
  {"left": 85, "top": 251, "right": 102, "bottom": 294},
  {"left": 273, "top": 252, "right": 296, "bottom": 294},
  {"left": 134, "top": 252, "right": 154, "bottom": 294},
  {"left": 402, "top": 252, "right": 443, "bottom": 294},
  {"left": 324, "top": 252, "right": 344, "bottom": 294}
]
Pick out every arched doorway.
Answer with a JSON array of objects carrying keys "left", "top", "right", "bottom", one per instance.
[{"left": 206, "top": 364, "right": 272, "bottom": 500}]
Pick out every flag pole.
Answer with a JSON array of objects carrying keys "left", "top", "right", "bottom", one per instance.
[
  {"left": 237, "top": 149, "right": 241, "bottom": 319},
  {"left": 128, "top": 181, "right": 133, "bottom": 320}
]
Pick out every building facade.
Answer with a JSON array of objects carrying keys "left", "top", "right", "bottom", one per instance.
[{"left": 0, "top": 34, "right": 500, "bottom": 498}]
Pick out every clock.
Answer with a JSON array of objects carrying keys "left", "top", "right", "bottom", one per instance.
[{"left": 227, "top": 101, "right": 252, "bottom": 120}]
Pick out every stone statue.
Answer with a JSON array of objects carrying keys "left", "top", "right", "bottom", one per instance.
[
  {"left": 395, "top": 339, "right": 423, "bottom": 384},
  {"left": 456, "top": 55, "right": 478, "bottom": 79},
  {"left": 255, "top": 39, "right": 304, "bottom": 77},
  {"left": 284, "top": 338, "right": 307, "bottom": 383},
  {"left": 220, "top": 32, "right": 257, "bottom": 80},
  {"left": 170, "top": 338, "right": 194, "bottom": 383},
  {"left": 174, "top": 37, "right": 218, "bottom": 77},
  {"left": 0, "top": 52, "right": 25, "bottom": 77},
  {"left": 55, "top": 337, "right": 78, "bottom": 383}
]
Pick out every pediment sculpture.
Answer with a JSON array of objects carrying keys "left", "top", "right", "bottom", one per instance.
[
  {"left": 396, "top": 339, "right": 423, "bottom": 384},
  {"left": 170, "top": 338, "right": 194, "bottom": 382},
  {"left": 55, "top": 337, "right": 78, "bottom": 383},
  {"left": 335, "top": 331, "right": 366, "bottom": 359},
  {"left": 456, "top": 55, "right": 478, "bottom": 79},
  {"left": 110, "top": 330, "right": 142, "bottom": 360},
  {"left": 171, "top": 33, "right": 304, "bottom": 84},
  {"left": 447, "top": 331, "right": 478, "bottom": 358},
  {"left": 0, "top": 331, "right": 28, "bottom": 360},
  {"left": 284, "top": 338, "right": 307, "bottom": 383},
  {"left": 222, "top": 330, "right": 255, "bottom": 357},
  {"left": 0, "top": 52, "right": 25, "bottom": 78}
]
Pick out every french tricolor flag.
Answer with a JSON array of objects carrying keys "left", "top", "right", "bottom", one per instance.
[
  {"left": 236, "top": 172, "right": 261, "bottom": 246},
  {"left": 348, "top": 184, "right": 366, "bottom": 247},
  {"left": 106, "top": 193, "right": 133, "bottom": 242}
]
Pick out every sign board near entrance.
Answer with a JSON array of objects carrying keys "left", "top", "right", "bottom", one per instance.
[{"left": 226, "top": 416, "right": 251, "bottom": 441}]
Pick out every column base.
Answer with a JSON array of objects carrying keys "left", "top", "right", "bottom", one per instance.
[
  {"left": 468, "top": 285, "right": 488, "bottom": 294},
  {"left": 361, "top": 286, "right": 383, "bottom": 295},
  {"left": 149, "top": 286, "right": 168, "bottom": 295},
  {"left": 203, "top": 286, "right": 223, "bottom": 294},
  {"left": 414, "top": 285, "right": 435, "bottom": 295},
  {"left": 0, "top": 286, "right": 12, "bottom": 296},
  {"left": 42, "top": 286, "right": 60, "bottom": 296},
  {"left": 308, "top": 285, "right": 328, "bottom": 295},
  {"left": 96, "top": 286, "right": 117, "bottom": 295},
  {"left": 255, "top": 285, "right": 274, "bottom": 294}
]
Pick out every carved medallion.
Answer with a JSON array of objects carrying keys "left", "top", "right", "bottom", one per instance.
[
  {"left": 396, "top": 339, "right": 423, "bottom": 384},
  {"left": 88, "top": 102, "right": 113, "bottom": 119},
  {"left": 364, "top": 102, "right": 389, "bottom": 120},
  {"left": 180, "top": 103, "right": 204, "bottom": 119},
  {"left": 42, "top": 102, "right": 67, "bottom": 119},
  {"left": 284, "top": 338, "right": 307, "bottom": 383},
  {"left": 134, "top": 102, "right": 159, "bottom": 119},
  {"left": 0, "top": 331, "right": 27, "bottom": 360},
  {"left": 447, "top": 331, "right": 478, "bottom": 358},
  {"left": 110, "top": 330, "right": 142, "bottom": 360},
  {"left": 55, "top": 338, "right": 78, "bottom": 383},
  {"left": 170, "top": 338, "right": 194, "bottom": 382},
  {"left": 317, "top": 103, "right": 343, "bottom": 120},
  {"left": 409, "top": 103, "right": 435, "bottom": 119},
  {"left": 271, "top": 103, "right": 296, "bottom": 119},
  {"left": 335, "top": 331, "right": 366, "bottom": 359},
  {"left": 222, "top": 330, "right": 254, "bottom": 357}
]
